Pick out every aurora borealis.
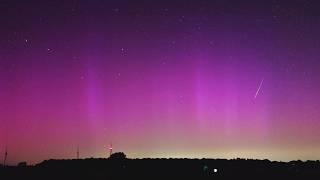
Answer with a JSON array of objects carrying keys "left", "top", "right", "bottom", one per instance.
[{"left": 1, "top": 0, "right": 320, "bottom": 164}]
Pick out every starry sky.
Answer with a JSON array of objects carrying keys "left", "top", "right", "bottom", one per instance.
[{"left": 1, "top": 0, "right": 320, "bottom": 164}]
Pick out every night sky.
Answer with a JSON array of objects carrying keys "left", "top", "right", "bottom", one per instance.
[{"left": 1, "top": 0, "right": 320, "bottom": 164}]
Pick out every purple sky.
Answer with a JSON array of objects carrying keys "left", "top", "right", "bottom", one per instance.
[{"left": 1, "top": 0, "right": 320, "bottom": 164}]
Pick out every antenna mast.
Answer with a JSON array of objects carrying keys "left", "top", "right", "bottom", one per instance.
[
  {"left": 109, "top": 143, "right": 113, "bottom": 157},
  {"left": 77, "top": 146, "right": 79, "bottom": 159},
  {"left": 3, "top": 147, "right": 7, "bottom": 166}
]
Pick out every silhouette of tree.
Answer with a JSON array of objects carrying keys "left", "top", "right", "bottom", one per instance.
[
  {"left": 109, "top": 152, "right": 126, "bottom": 160},
  {"left": 17, "top": 162, "right": 27, "bottom": 167}
]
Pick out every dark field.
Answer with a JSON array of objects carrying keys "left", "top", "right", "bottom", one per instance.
[{"left": 1, "top": 158, "right": 320, "bottom": 180}]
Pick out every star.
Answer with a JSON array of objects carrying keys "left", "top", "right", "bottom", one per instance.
[
  {"left": 178, "top": 16, "right": 185, "bottom": 23},
  {"left": 115, "top": 72, "right": 121, "bottom": 79},
  {"left": 120, "top": 48, "right": 127, "bottom": 56}
]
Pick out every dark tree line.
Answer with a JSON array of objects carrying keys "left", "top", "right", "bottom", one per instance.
[{"left": 1, "top": 152, "right": 320, "bottom": 180}]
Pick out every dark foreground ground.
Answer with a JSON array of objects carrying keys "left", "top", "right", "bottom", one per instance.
[{"left": 1, "top": 158, "right": 320, "bottom": 180}]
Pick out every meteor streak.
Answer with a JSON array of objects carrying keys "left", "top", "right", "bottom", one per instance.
[{"left": 254, "top": 78, "right": 264, "bottom": 99}]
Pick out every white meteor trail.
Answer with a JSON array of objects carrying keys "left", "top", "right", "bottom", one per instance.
[{"left": 254, "top": 78, "right": 264, "bottom": 99}]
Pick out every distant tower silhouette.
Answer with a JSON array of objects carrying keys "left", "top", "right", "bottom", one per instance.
[
  {"left": 77, "top": 146, "right": 79, "bottom": 159},
  {"left": 109, "top": 143, "right": 113, "bottom": 157},
  {"left": 3, "top": 147, "right": 7, "bottom": 166}
]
